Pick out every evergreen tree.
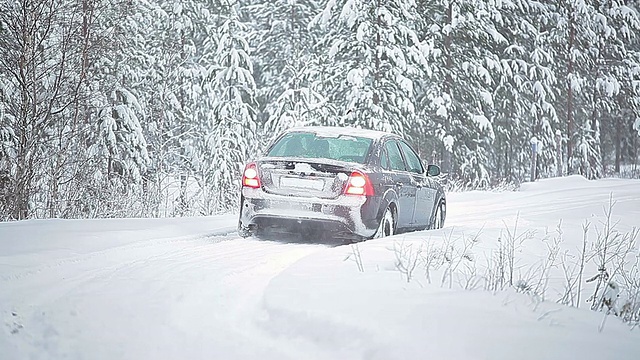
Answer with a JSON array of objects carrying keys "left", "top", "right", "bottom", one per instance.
[
  {"left": 247, "top": 0, "right": 329, "bottom": 140},
  {"left": 204, "top": 1, "right": 258, "bottom": 213},
  {"left": 415, "top": 0, "right": 502, "bottom": 187},
  {"left": 492, "top": 0, "right": 559, "bottom": 182},
  {"left": 550, "top": 0, "right": 640, "bottom": 178},
  {"left": 312, "top": 0, "right": 429, "bottom": 135},
  {"left": 142, "top": 0, "right": 220, "bottom": 216},
  {"left": 592, "top": 1, "right": 640, "bottom": 175},
  {"left": 77, "top": 0, "right": 156, "bottom": 216}
]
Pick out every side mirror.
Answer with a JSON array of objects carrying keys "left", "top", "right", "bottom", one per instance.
[{"left": 426, "top": 164, "right": 440, "bottom": 177}]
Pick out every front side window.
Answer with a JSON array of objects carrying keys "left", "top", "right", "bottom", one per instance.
[
  {"left": 267, "top": 132, "right": 372, "bottom": 164},
  {"left": 384, "top": 141, "right": 406, "bottom": 171},
  {"left": 398, "top": 141, "right": 424, "bottom": 174}
]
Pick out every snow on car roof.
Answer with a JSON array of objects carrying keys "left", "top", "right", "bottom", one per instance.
[{"left": 284, "top": 126, "right": 394, "bottom": 140}]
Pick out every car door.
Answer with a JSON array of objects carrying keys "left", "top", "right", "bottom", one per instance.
[
  {"left": 383, "top": 140, "right": 416, "bottom": 229},
  {"left": 398, "top": 140, "right": 435, "bottom": 228}
]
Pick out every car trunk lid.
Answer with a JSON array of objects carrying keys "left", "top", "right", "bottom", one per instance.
[{"left": 257, "top": 159, "right": 354, "bottom": 199}]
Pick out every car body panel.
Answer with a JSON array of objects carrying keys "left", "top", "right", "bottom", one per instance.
[
  {"left": 411, "top": 172, "right": 432, "bottom": 227},
  {"left": 394, "top": 171, "right": 416, "bottom": 229}
]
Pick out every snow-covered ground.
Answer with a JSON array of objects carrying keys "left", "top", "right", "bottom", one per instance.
[{"left": 1, "top": 176, "right": 639, "bottom": 359}]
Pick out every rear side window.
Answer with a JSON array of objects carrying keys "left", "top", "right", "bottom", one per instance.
[
  {"left": 384, "top": 141, "right": 406, "bottom": 171},
  {"left": 399, "top": 141, "right": 424, "bottom": 174},
  {"left": 267, "top": 132, "right": 372, "bottom": 163},
  {"left": 380, "top": 149, "right": 391, "bottom": 170}
]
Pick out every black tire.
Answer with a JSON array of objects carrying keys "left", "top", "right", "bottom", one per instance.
[
  {"left": 430, "top": 200, "right": 446, "bottom": 230},
  {"left": 238, "top": 196, "right": 254, "bottom": 238},
  {"left": 373, "top": 207, "right": 395, "bottom": 238},
  {"left": 238, "top": 221, "right": 254, "bottom": 238}
]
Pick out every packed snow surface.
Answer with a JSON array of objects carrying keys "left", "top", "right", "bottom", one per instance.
[{"left": 1, "top": 176, "right": 639, "bottom": 359}]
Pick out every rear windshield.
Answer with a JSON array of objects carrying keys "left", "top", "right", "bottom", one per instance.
[{"left": 267, "top": 132, "right": 373, "bottom": 164}]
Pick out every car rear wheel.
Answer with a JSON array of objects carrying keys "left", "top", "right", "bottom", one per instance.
[
  {"left": 374, "top": 207, "right": 395, "bottom": 238},
  {"left": 238, "top": 221, "right": 254, "bottom": 238},
  {"left": 430, "top": 200, "right": 445, "bottom": 230}
]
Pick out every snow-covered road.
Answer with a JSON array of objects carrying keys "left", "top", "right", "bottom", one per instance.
[
  {"left": 2, "top": 176, "right": 640, "bottom": 359},
  {"left": 1, "top": 220, "right": 331, "bottom": 359}
]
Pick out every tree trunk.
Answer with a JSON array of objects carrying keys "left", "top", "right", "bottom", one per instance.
[
  {"left": 566, "top": 9, "right": 575, "bottom": 174},
  {"left": 614, "top": 115, "right": 621, "bottom": 173},
  {"left": 442, "top": 2, "right": 454, "bottom": 175},
  {"left": 374, "top": 0, "right": 381, "bottom": 106}
]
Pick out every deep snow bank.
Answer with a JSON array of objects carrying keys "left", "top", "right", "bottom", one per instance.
[{"left": 262, "top": 176, "right": 640, "bottom": 359}]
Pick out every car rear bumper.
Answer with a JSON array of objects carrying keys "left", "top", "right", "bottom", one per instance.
[{"left": 239, "top": 188, "right": 379, "bottom": 239}]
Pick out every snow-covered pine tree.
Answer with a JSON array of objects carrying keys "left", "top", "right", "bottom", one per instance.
[
  {"left": 94, "top": 88, "right": 150, "bottom": 184},
  {"left": 247, "top": 0, "right": 329, "bottom": 142},
  {"left": 492, "top": 0, "right": 558, "bottom": 182},
  {"left": 628, "top": 4, "right": 640, "bottom": 173},
  {"left": 590, "top": 1, "right": 640, "bottom": 175},
  {"left": 204, "top": 0, "right": 258, "bottom": 214},
  {"left": 550, "top": 0, "right": 599, "bottom": 178},
  {"left": 550, "top": 1, "right": 640, "bottom": 178},
  {"left": 139, "top": 0, "right": 220, "bottom": 216},
  {"left": 81, "top": 0, "right": 155, "bottom": 216},
  {"left": 415, "top": 0, "right": 501, "bottom": 187},
  {"left": 311, "top": 0, "right": 429, "bottom": 135}
]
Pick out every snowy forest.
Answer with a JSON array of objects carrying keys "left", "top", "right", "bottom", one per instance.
[{"left": 1, "top": 0, "right": 640, "bottom": 220}]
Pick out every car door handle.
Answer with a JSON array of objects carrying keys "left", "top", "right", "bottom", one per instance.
[
  {"left": 416, "top": 183, "right": 423, "bottom": 189},
  {"left": 395, "top": 182, "right": 403, "bottom": 188}
]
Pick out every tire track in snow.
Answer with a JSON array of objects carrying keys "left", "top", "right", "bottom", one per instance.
[{"left": 2, "top": 234, "right": 330, "bottom": 360}]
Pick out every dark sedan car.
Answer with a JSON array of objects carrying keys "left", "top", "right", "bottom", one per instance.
[{"left": 238, "top": 126, "right": 446, "bottom": 242}]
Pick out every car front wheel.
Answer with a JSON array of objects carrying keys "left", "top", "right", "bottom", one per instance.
[{"left": 430, "top": 200, "right": 445, "bottom": 230}]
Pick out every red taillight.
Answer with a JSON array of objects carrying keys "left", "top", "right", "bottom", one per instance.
[
  {"left": 242, "top": 163, "right": 261, "bottom": 189},
  {"left": 344, "top": 171, "right": 374, "bottom": 196}
]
